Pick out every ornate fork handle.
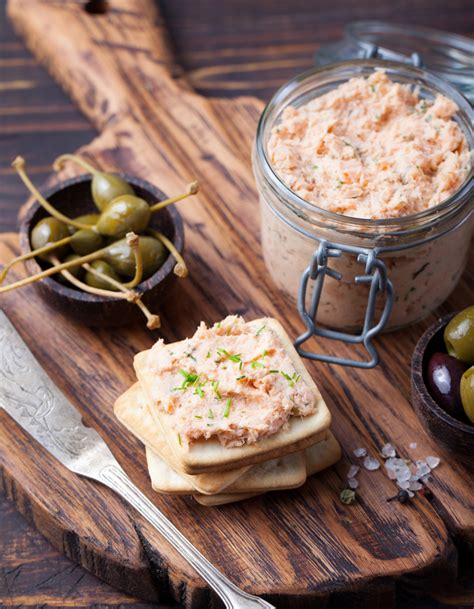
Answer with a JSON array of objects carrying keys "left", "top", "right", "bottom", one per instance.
[{"left": 99, "top": 464, "right": 276, "bottom": 609}]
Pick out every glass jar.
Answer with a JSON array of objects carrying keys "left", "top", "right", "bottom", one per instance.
[{"left": 253, "top": 60, "right": 473, "bottom": 364}]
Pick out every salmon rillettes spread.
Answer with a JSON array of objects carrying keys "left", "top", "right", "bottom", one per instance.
[
  {"left": 141, "top": 316, "right": 317, "bottom": 447},
  {"left": 268, "top": 71, "right": 470, "bottom": 219}
]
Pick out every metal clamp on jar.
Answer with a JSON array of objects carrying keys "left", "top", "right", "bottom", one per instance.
[{"left": 253, "top": 23, "right": 473, "bottom": 368}]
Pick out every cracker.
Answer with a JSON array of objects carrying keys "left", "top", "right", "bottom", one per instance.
[
  {"left": 114, "top": 383, "right": 251, "bottom": 494},
  {"left": 134, "top": 317, "right": 331, "bottom": 474},
  {"left": 304, "top": 431, "right": 341, "bottom": 475},
  {"left": 193, "top": 492, "right": 261, "bottom": 506},
  {"left": 146, "top": 446, "right": 307, "bottom": 495}
]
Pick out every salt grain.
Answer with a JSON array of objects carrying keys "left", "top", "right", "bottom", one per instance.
[
  {"left": 396, "top": 468, "right": 411, "bottom": 483},
  {"left": 363, "top": 456, "right": 380, "bottom": 471},
  {"left": 347, "top": 478, "right": 359, "bottom": 489},
  {"left": 426, "top": 456, "right": 440, "bottom": 469},
  {"left": 415, "top": 462, "right": 431, "bottom": 478},
  {"left": 397, "top": 480, "right": 410, "bottom": 490},
  {"left": 347, "top": 465, "right": 360, "bottom": 479},
  {"left": 409, "top": 442, "right": 417, "bottom": 449},
  {"left": 353, "top": 447, "right": 367, "bottom": 458},
  {"left": 381, "top": 443, "right": 396, "bottom": 458}
]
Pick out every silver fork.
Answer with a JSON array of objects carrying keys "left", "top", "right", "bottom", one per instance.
[{"left": 0, "top": 310, "right": 275, "bottom": 609}]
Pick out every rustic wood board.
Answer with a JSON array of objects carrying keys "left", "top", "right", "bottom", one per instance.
[{"left": 2, "top": 0, "right": 473, "bottom": 606}]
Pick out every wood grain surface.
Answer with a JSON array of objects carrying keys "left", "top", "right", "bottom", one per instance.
[{"left": 1, "top": 0, "right": 473, "bottom": 607}]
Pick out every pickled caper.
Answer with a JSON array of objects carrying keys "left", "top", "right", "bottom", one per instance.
[
  {"left": 96, "top": 195, "right": 151, "bottom": 239},
  {"left": 30, "top": 217, "right": 70, "bottom": 259},
  {"left": 104, "top": 235, "right": 166, "bottom": 279},
  {"left": 70, "top": 228, "right": 104, "bottom": 256},
  {"left": 85, "top": 260, "right": 121, "bottom": 290},
  {"left": 53, "top": 154, "right": 134, "bottom": 211},
  {"left": 444, "top": 306, "right": 474, "bottom": 364},
  {"left": 68, "top": 213, "right": 100, "bottom": 234}
]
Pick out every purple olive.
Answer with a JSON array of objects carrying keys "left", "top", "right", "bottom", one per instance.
[{"left": 426, "top": 352, "right": 468, "bottom": 420}]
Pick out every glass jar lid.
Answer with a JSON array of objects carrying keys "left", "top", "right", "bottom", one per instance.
[{"left": 315, "top": 21, "right": 474, "bottom": 102}]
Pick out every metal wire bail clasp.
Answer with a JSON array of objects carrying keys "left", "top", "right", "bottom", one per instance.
[{"left": 294, "top": 241, "right": 394, "bottom": 368}]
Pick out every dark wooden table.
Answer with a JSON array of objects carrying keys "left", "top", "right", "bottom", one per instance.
[{"left": 0, "top": 1, "right": 472, "bottom": 607}]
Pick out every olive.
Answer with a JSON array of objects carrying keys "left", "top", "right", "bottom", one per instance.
[
  {"left": 426, "top": 352, "right": 468, "bottom": 420},
  {"left": 30, "top": 217, "right": 70, "bottom": 260},
  {"left": 68, "top": 213, "right": 100, "bottom": 235},
  {"left": 460, "top": 366, "right": 474, "bottom": 424},
  {"left": 91, "top": 173, "right": 134, "bottom": 211},
  {"left": 85, "top": 260, "right": 121, "bottom": 291},
  {"left": 96, "top": 195, "right": 151, "bottom": 239},
  {"left": 104, "top": 236, "right": 166, "bottom": 279},
  {"left": 70, "top": 228, "right": 104, "bottom": 256},
  {"left": 57, "top": 254, "right": 84, "bottom": 283},
  {"left": 444, "top": 306, "right": 474, "bottom": 364}
]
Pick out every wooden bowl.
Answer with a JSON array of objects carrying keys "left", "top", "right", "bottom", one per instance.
[
  {"left": 411, "top": 313, "right": 474, "bottom": 470},
  {"left": 19, "top": 174, "right": 184, "bottom": 327}
]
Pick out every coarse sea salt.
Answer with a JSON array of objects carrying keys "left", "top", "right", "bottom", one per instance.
[
  {"left": 347, "top": 478, "right": 359, "bottom": 489},
  {"left": 426, "top": 456, "right": 440, "bottom": 469},
  {"left": 363, "top": 456, "right": 380, "bottom": 471},
  {"left": 397, "top": 480, "right": 410, "bottom": 490},
  {"left": 381, "top": 443, "right": 396, "bottom": 458},
  {"left": 353, "top": 447, "right": 367, "bottom": 458},
  {"left": 409, "top": 442, "right": 417, "bottom": 449},
  {"left": 415, "top": 462, "right": 431, "bottom": 478},
  {"left": 347, "top": 464, "right": 360, "bottom": 479}
]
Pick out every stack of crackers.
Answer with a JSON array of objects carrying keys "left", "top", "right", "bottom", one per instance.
[{"left": 114, "top": 317, "right": 341, "bottom": 506}]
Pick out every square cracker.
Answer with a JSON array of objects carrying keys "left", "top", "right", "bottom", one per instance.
[
  {"left": 192, "top": 432, "right": 342, "bottom": 507},
  {"left": 194, "top": 492, "right": 261, "bottom": 506},
  {"left": 146, "top": 446, "right": 307, "bottom": 495},
  {"left": 133, "top": 317, "right": 331, "bottom": 474},
  {"left": 114, "top": 382, "right": 251, "bottom": 494},
  {"left": 305, "top": 431, "right": 341, "bottom": 475}
]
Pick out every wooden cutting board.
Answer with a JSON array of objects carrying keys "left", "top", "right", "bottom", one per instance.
[{"left": 2, "top": 1, "right": 473, "bottom": 607}]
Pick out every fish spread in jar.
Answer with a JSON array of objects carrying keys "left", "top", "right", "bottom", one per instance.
[
  {"left": 140, "top": 316, "right": 317, "bottom": 447},
  {"left": 268, "top": 71, "right": 470, "bottom": 219}
]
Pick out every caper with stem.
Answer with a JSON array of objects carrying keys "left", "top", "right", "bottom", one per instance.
[
  {"left": 84, "top": 260, "right": 121, "bottom": 291},
  {"left": 147, "top": 228, "right": 188, "bottom": 278},
  {"left": 0, "top": 218, "right": 105, "bottom": 285},
  {"left": 0, "top": 232, "right": 147, "bottom": 294},
  {"left": 0, "top": 217, "right": 73, "bottom": 285},
  {"left": 14, "top": 155, "right": 200, "bottom": 239},
  {"left": 50, "top": 255, "right": 161, "bottom": 329},
  {"left": 53, "top": 154, "right": 134, "bottom": 211}
]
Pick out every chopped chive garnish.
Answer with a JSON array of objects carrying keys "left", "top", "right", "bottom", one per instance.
[
  {"left": 251, "top": 360, "right": 265, "bottom": 369},
  {"left": 186, "top": 352, "right": 196, "bottom": 361},
  {"left": 223, "top": 398, "right": 232, "bottom": 418},
  {"left": 239, "top": 361, "right": 243, "bottom": 370},
  {"left": 179, "top": 369, "right": 198, "bottom": 384},
  {"left": 195, "top": 415, "right": 203, "bottom": 419},
  {"left": 255, "top": 324, "right": 266, "bottom": 336},
  {"left": 370, "top": 84, "right": 376, "bottom": 93},
  {"left": 194, "top": 384, "right": 205, "bottom": 398},
  {"left": 269, "top": 369, "right": 279, "bottom": 374},
  {"left": 236, "top": 375, "right": 246, "bottom": 381},
  {"left": 177, "top": 433, "right": 182, "bottom": 446},
  {"left": 206, "top": 351, "right": 211, "bottom": 359},
  {"left": 208, "top": 408, "right": 214, "bottom": 419},
  {"left": 212, "top": 380, "right": 222, "bottom": 399},
  {"left": 217, "top": 348, "right": 242, "bottom": 363},
  {"left": 280, "top": 371, "right": 301, "bottom": 387}
]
